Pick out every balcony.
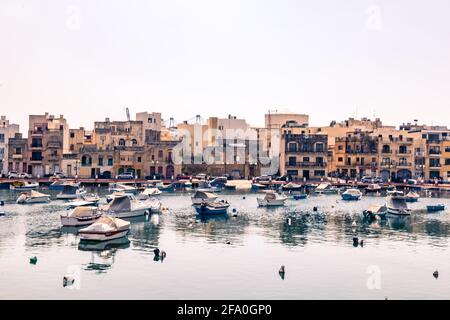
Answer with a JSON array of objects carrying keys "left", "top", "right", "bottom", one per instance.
[
  {"left": 286, "top": 162, "right": 327, "bottom": 168},
  {"left": 396, "top": 150, "right": 412, "bottom": 155},
  {"left": 46, "top": 141, "right": 61, "bottom": 148},
  {"left": 31, "top": 131, "right": 43, "bottom": 137},
  {"left": 428, "top": 150, "right": 441, "bottom": 156},
  {"left": 381, "top": 149, "right": 392, "bottom": 154},
  {"left": 12, "top": 154, "right": 23, "bottom": 160},
  {"left": 380, "top": 162, "right": 393, "bottom": 168},
  {"left": 30, "top": 143, "right": 43, "bottom": 150},
  {"left": 397, "top": 162, "right": 412, "bottom": 168},
  {"left": 47, "top": 155, "right": 60, "bottom": 162},
  {"left": 429, "top": 163, "right": 441, "bottom": 169},
  {"left": 30, "top": 157, "right": 43, "bottom": 163}
]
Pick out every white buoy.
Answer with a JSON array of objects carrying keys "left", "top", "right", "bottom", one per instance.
[{"left": 63, "top": 275, "right": 75, "bottom": 287}]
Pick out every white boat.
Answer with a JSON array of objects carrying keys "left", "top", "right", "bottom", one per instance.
[
  {"left": 16, "top": 190, "right": 50, "bottom": 204},
  {"left": 60, "top": 206, "right": 102, "bottom": 226},
  {"left": 138, "top": 187, "right": 162, "bottom": 199},
  {"left": 10, "top": 181, "right": 39, "bottom": 191},
  {"left": 99, "top": 194, "right": 161, "bottom": 218},
  {"left": 341, "top": 188, "right": 363, "bottom": 200},
  {"left": 195, "top": 200, "right": 230, "bottom": 215},
  {"left": 386, "top": 191, "right": 411, "bottom": 216},
  {"left": 363, "top": 205, "right": 387, "bottom": 219},
  {"left": 191, "top": 190, "right": 218, "bottom": 205},
  {"left": 78, "top": 216, "right": 130, "bottom": 241},
  {"left": 65, "top": 194, "right": 100, "bottom": 208},
  {"left": 365, "top": 184, "right": 382, "bottom": 193},
  {"left": 405, "top": 191, "right": 420, "bottom": 202},
  {"left": 56, "top": 184, "right": 86, "bottom": 200},
  {"left": 257, "top": 191, "right": 288, "bottom": 207},
  {"left": 314, "top": 183, "right": 339, "bottom": 194},
  {"left": 108, "top": 183, "right": 137, "bottom": 193}
]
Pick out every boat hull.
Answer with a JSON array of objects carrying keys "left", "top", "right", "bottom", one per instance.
[
  {"left": 78, "top": 229, "right": 129, "bottom": 241},
  {"left": 60, "top": 214, "right": 102, "bottom": 227},
  {"left": 341, "top": 194, "right": 362, "bottom": 201},
  {"left": 17, "top": 196, "right": 50, "bottom": 204},
  {"left": 104, "top": 208, "right": 148, "bottom": 218},
  {"left": 257, "top": 198, "right": 286, "bottom": 207},
  {"left": 195, "top": 206, "right": 229, "bottom": 215}
]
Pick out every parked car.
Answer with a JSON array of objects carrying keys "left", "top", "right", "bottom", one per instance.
[
  {"left": 20, "top": 172, "right": 32, "bottom": 179},
  {"left": 373, "top": 177, "right": 384, "bottom": 184},
  {"left": 52, "top": 172, "right": 66, "bottom": 179},
  {"left": 7, "top": 171, "right": 20, "bottom": 179},
  {"left": 98, "top": 172, "right": 112, "bottom": 179},
  {"left": 361, "top": 176, "right": 373, "bottom": 183},
  {"left": 254, "top": 175, "right": 272, "bottom": 183},
  {"left": 407, "top": 179, "right": 418, "bottom": 185},
  {"left": 176, "top": 174, "right": 192, "bottom": 180},
  {"left": 117, "top": 173, "right": 134, "bottom": 180}
]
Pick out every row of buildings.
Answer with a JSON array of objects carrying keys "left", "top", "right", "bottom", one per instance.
[{"left": 1, "top": 111, "right": 450, "bottom": 182}]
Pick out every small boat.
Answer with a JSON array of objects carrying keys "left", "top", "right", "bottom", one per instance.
[
  {"left": 78, "top": 216, "right": 130, "bottom": 241},
  {"left": 9, "top": 181, "right": 39, "bottom": 190},
  {"left": 365, "top": 184, "right": 382, "bottom": 193},
  {"left": 405, "top": 191, "right": 420, "bottom": 203},
  {"left": 49, "top": 180, "right": 80, "bottom": 190},
  {"left": 341, "top": 188, "right": 362, "bottom": 201},
  {"left": 427, "top": 204, "right": 445, "bottom": 212},
  {"left": 139, "top": 187, "right": 162, "bottom": 198},
  {"left": 195, "top": 200, "right": 230, "bottom": 215},
  {"left": 363, "top": 205, "right": 387, "bottom": 219},
  {"left": 56, "top": 184, "right": 86, "bottom": 199},
  {"left": 314, "top": 183, "right": 339, "bottom": 194},
  {"left": 60, "top": 206, "right": 102, "bottom": 226},
  {"left": 191, "top": 190, "right": 218, "bottom": 205},
  {"left": 292, "top": 193, "right": 308, "bottom": 200},
  {"left": 209, "top": 177, "right": 228, "bottom": 188},
  {"left": 99, "top": 194, "right": 161, "bottom": 218},
  {"left": 257, "top": 191, "right": 287, "bottom": 207},
  {"left": 251, "top": 183, "right": 269, "bottom": 191},
  {"left": 196, "top": 181, "right": 220, "bottom": 192},
  {"left": 280, "top": 182, "right": 303, "bottom": 192},
  {"left": 108, "top": 183, "right": 137, "bottom": 193},
  {"left": 16, "top": 190, "right": 51, "bottom": 204},
  {"left": 65, "top": 193, "right": 100, "bottom": 208},
  {"left": 386, "top": 191, "right": 411, "bottom": 216},
  {"left": 224, "top": 183, "right": 237, "bottom": 190}
]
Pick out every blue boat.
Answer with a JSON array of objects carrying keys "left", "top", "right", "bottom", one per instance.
[
  {"left": 427, "top": 204, "right": 445, "bottom": 212},
  {"left": 293, "top": 194, "right": 308, "bottom": 200},
  {"left": 195, "top": 200, "right": 230, "bottom": 215},
  {"left": 341, "top": 188, "right": 362, "bottom": 201}
]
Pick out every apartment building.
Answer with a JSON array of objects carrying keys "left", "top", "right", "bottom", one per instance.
[
  {"left": 0, "top": 116, "right": 20, "bottom": 176},
  {"left": 7, "top": 133, "right": 27, "bottom": 173}
]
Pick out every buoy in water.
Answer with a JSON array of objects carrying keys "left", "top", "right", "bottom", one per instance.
[
  {"left": 226, "top": 240, "right": 231, "bottom": 245},
  {"left": 352, "top": 237, "right": 359, "bottom": 247},
  {"left": 242, "top": 196, "right": 246, "bottom": 200},
  {"left": 0, "top": 200, "right": 4, "bottom": 206},
  {"left": 29, "top": 256, "right": 37, "bottom": 264},
  {"left": 0, "top": 211, "right": 5, "bottom": 216},
  {"left": 360, "top": 240, "right": 364, "bottom": 247},
  {"left": 63, "top": 275, "right": 75, "bottom": 287},
  {"left": 313, "top": 207, "right": 318, "bottom": 212},
  {"left": 279, "top": 265, "right": 285, "bottom": 280},
  {"left": 161, "top": 250, "right": 167, "bottom": 258},
  {"left": 153, "top": 248, "right": 160, "bottom": 256},
  {"left": 433, "top": 270, "right": 439, "bottom": 279},
  {"left": 352, "top": 221, "right": 357, "bottom": 227},
  {"left": 287, "top": 218, "right": 292, "bottom": 225}
]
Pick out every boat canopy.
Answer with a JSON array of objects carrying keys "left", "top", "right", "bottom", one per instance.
[
  {"left": 264, "top": 192, "right": 277, "bottom": 200},
  {"left": 283, "top": 182, "right": 302, "bottom": 189},
  {"left": 316, "top": 183, "right": 330, "bottom": 190},
  {"left": 387, "top": 197, "right": 409, "bottom": 210},
  {"left": 367, "top": 205, "right": 386, "bottom": 213},
  {"left": 192, "top": 191, "right": 216, "bottom": 199},
  {"left": 82, "top": 216, "right": 120, "bottom": 233},
  {"left": 30, "top": 190, "right": 48, "bottom": 198},
  {"left": 68, "top": 206, "right": 97, "bottom": 218},
  {"left": 106, "top": 195, "right": 131, "bottom": 212},
  {"left": 142, "top": 188, "right": 160, "bottom": 195},
  {"left": 344, "top": 188, "right": 361, "bottom": 195}
]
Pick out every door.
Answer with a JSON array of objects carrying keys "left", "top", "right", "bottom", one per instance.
[
  {"left": 303, "top": 170, "right": 310, "bottom": 180},
  {"left": 91, "top": 168, "right": 96, "bottom": 178}
]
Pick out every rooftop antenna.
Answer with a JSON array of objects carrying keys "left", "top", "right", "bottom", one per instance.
[
  {"left": 169, "top": 117, "right": 175, "bottom": 128},
  {"left": 195, "top": 114, "right": 201, "bottom": 124},
  {"left": 125, "top": 107, "right": 130, "bottom": 121}
]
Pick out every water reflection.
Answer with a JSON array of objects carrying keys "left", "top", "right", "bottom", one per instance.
[{"left": 80, "top": 237, "right": 130, "bottom": 273}]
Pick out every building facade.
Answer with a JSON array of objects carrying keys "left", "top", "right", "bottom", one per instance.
[{"left": 0, "top": 116, "right": 20, "bottom": 176}]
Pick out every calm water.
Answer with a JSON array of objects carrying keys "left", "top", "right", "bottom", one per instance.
[{"left": 1, "top": 187, "right": 450, "bottom": 300}]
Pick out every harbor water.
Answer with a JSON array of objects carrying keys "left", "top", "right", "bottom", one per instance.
[{"left": 1, "top": 187, "right": 450, "bottom": 299}]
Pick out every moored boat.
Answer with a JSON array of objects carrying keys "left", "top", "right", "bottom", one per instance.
[
  {"left": 386, "top": 191, "right": 411, "bottom": 216},
  {"left": 257, "top": 191, "right": 287, "bottom": 207},
  {"left": 60, "top": 206, "right": 102, "bottom": 226},
  {"left": 49, "top": 180, "right": 80, "bottom": 190},
  {"left": 16, "top": 190, "right": 50, "bottom": 204},
  {"left": 280, "top": 182, "right": 303, "bottom": 192},
  {"left": 10, "top": 181, "right": 39, "bottom": 191},
  {"left": 363, "top": 205, "right": 387, "bottom": 219},
  {"left": 191, "top": 190, "right": 218, "bottom": 205},
  {"left": 99, "top": 194, "right": 161, "bottom": 218},
  {"left": 78, "top": 216, "right": 130, "bottom": 241},
  {"left": 194, "top": 200, "right": 230, "bottom": 215},
  {"left": 108, "top": 183, "right": 137, "bottom": 193},
  {"left": 138, "top": 187, "right": 162, "bottom": 198},
  {"left": 341, "top": 188, "right": 363, "bottom": 201},
  {"left": 365, "top": 184, "right": 382, "bottom": 193},
  {"left": 292, "top": 193, "right": 308, "bottom": 200},
  {"left": 314, "top": 183, "right": 339, "bottom": 194},
  {"left": 427, "top": 204, "right": 445, "bottom": 212},
  {"left": 405, "top": 191, "right": 420, "bottom": 202},
  {"left": 56, "top": 184, "right": 86, "bottom": 199}
]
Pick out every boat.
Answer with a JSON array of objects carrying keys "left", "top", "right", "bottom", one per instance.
[
  {"left": 78, "top": 216, "right": 130, "bottom": 241},
  {"left": 385, "top": 191, "right": 411, "bottom": 216},
  {"left": 99, "top": 194, "right": 161, "bottom": 218},
  {"left": 191, "top": 190, "right": 218, "bottom": 205},
  {"left": 56, "top": 184, "right": 86, "bottom": 199},
  {"left": 341, "top": 188, "right": 363, "bottom": 201},
  {"left": 60, "top": 206, "right": 102, "bottom": 226},
  {"left": 194, "top": 200, "right": 230, "bottom": 215},
  {"left": 280, "top": 182, "right": 303, "bottom": 192},
  {"left": 427, "top": 204, "right": 445, "bottom": 212},
  {"left": 363, "top": 205, "right": 387, "bottom": 219},
  {"left": 156, "top": 182, "right": 175, "bottom": 192},
  {"left": 78, "top": 236, "right": 131, "bottom": 251},
  {"left": 292, "top": 193, "right": 308, "bottom": 200},
  {"left": 196, "top": 181, "right": 220, "bottom": 192},
  {"left": 314, "top": 183, "right": 339, "bottom": 194},
  {"left": 65, "top": 193, "right": 100, "bottom": 208},
  {"left": 209, "top": 177, "right": 227, "bottom": 188},
  {"left": 138, "top": 187, "right": 162, "bottom": 198},
  {"left": 251, "top": 183, "right": 269, "bottom": 191},
  {"left": 405, "top": 191, "right": 420, "bottom": 203},
  {"left": 16, "top": 190, "right": 51, "bottom": 204},
  {"left": 49, "top": 180, "right": 80, "bottom": 190},
  {"left": 108, "top": 183, "right": 137, "bottom": 193},
  {"left": 224, "top": 183, "right": 237, "bottom": 190},
  {"left": 365, "top": 184, "right": 382, "bottom": 193},
  {"left": 257, "top": 191, "right": 288, "bottom": 207},
  {"left": 9, "top": 181, "right": 39, "bottom": 191}
]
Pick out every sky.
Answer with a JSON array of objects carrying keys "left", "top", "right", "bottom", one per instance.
[{"left": 1, "top": 0, "right": 450, "bottom": 132}]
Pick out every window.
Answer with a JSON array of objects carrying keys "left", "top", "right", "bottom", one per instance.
[
  {"left": 70, "top": 132, "right": 75, "bottom": 138},
  {"left": 338, "top": 145, "right": 343, "bottom": 150},
  {"left": 314, "top": 170, "right": 325, "bottom": 177},
  {"left": 288, "top": 157, "right": 296, "bottom": 165},
  {"left": 446, "top": 159, "right": 450, "bottom": 166},
  {"left": 107, "top": 156, "right": 113, "bottom": 166},
  {"left": 338, "top": 157, "right": 343, "bottom": 162},
  {"left": 98, "top": 156, "right": 103, "bottom": 166},
  {"left": 315, "top": 143, "right": 324, "bottom": 152},
  {"left": 158, "top": 150, "right": 163, "bottom": 159},
  {"left": 81, "top": 155, "right": 92, "bottom": 166},
  {"left": 132, "top": 139, "right": 138, "bottom": 145},
  {"left": 119, "top": 139, "right": 126, "bottom": 146},
  {"left": 0, "top": 133, "right": 5, "bottom": 143},
  {"left": 137, "top": 157, "right": 142, "bottom": 163},
  {"left": 288, "top": 142, "right": 298, "bottom": 152},
  {"left": 15, "top": 148, "right": 21, "bottom": 154},
  {"left": 303, "top": 157, "right": 310, "bottom": 162}
]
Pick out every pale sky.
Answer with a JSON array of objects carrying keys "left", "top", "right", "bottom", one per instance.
[{"left": 1, "top": 0, "right": 450, "bottom": 133}]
